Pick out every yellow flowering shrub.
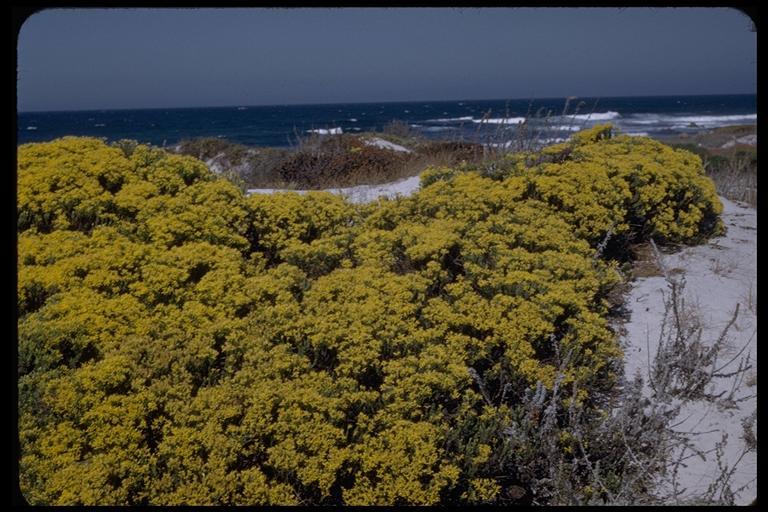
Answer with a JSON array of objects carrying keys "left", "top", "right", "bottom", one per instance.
[
  {"left": 343, "top": 421, "right": 461, "bottom": 505},
  {"left": 565, "top": 126, "right": 724, "bottom": 243},
  {"left": 488, "top": 124, "right": 723, "bottom": 247},
  {"left": 247, "top": 191, "right": 354, "bottom": 260},
  {"left": 17, "top": 133, "right": 722, "bottom": 505}
]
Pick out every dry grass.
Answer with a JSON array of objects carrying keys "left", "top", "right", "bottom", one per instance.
[
  {"left": 169, "top": 130, "right": 496, "bottom": 190},
  {"left": 741, "top": 281, "right": 756, "bottom": 315},
  {"left": 382, "top": 119, "right": 416, "bottom": 139},
  {"left": 705, "top": 152, "right": 757, "bottom": 207},
  {"left": 169, "top": 137, "right": 292, "bottom": 189},
  {"left": 274, "top": 133, "right": 485, "bottom": 189},
  {"left": 163, "top": 116, "right": 757, "bottom": 204},
  {"left": 668, "top": 136, "right": 757, "bottom": 208},
  {"left": 630, "top": 243, "right": 665, "bottom": 278}
]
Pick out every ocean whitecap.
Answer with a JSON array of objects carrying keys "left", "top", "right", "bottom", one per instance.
[{"left": 307, "top": 127, "right": 343, "bottom": 135}]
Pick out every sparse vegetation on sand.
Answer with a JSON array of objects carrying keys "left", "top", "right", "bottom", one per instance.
[
  {"left": 18, "top": 126, "right": 748, "bottom": 505},
  {"left": 662, "top": 125, "right": 756, "bottom": 207},
  {"left": 169, "top": 122, "right": 756, "bottom": 212},
  {"left": 168, "top": 130, "right": 484, "bottom": 191}
]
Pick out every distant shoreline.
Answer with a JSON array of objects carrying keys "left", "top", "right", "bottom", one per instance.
[
  {"left": 164, "top": 122, "right": 756, "bottom": 153},
  {"left": 16, "top": 122, "right": 757, "bottom": 152},
  {"left": 17, "top": 94, "right": 756, "bottom": 148},
  {"left": 649, "top": 123, "right": 756, "bottom": 149}
]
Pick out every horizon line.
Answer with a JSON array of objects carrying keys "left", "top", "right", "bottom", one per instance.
[{"left": 18, "top": 92, "right": 757, "bottom": 115}]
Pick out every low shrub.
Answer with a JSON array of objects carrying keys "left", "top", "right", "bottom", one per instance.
[
  {"left": 275, "top": 137, "right": 410, "bottom": 188},
  {"left": 17, "top": 128, "right": 724, "bottom": 505},
  {"left": 174, "top": 137, "right": 251, "bottom": 163},
  {"left": 418, "top": 140, "right": 486, "bottom": 163}
]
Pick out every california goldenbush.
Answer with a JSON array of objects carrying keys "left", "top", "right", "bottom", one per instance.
[{"left": 17, "top": 126, "right": 723, "bottom": 505}]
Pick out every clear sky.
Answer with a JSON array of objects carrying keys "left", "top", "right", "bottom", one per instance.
[{"left": 17, "top": 7, "right": 756, "bottom": 112}]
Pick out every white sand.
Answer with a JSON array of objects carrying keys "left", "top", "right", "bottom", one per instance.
[
  {"left": 621, "top": 197, "right": 757, "bottom": 504},
  {"left": 246, "top": 174, "right": 421, "bottom": 204},
  {"left": 362, "top": 137, "right": 412, "bottom": 153},
  {"left": 721, "top": 134, "right": 758, "bottom": 148}
]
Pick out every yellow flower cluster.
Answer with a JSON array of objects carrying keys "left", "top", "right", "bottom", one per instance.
[{"left": 17, "top": 131, "right": 722, "bottom": 505}]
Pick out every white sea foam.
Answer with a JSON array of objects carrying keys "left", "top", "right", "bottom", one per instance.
[
  {"left": 625, "top": 113, "right": 756, "bottom": 126},
  {"left": 625, "top": 114, "right": 666, "bottom": 125},
  {"left": 552, "top": 124, "right": 585, "bottom": 131},
  {"left": 425, "top": 116, "right": 474, "bottom": 123},
  {"left": 566, "top": 111, "right": 621, "bottom": 121},
  {"left": 26, "top": 126, "right": 37, "bottom": 130},
  {"left": 348, "top": 118, "right": 357, "bottom": 122},
  {"left": 94, "top": 123, "right": 106, "bottom": 127},
  {"left": 671, "top": 114, "right": 757, "bottom": 124},
  {"left": 421, "top": 126, "right": 457, "bottom": 132},
  {"left": 487, "top": 137, "right": 568, "bottom": 148},
  {"left": 307, "top": 127, "right": 343, "bottom": 135},
  {"left": 484, "top": 141, "right": 514, "bottom": 148},
  {"left": 472, "top": 117, "right": 526, "bottom": 125},
  {"left": 626, "top": 131, "right": 650, "bottom": 137}
]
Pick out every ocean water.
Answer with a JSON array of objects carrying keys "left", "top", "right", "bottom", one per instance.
[{"left": 17, "top": 94, "right": 756, "bottom": 148}]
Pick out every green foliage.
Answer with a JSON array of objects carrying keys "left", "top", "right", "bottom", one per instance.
[{"left": 17, "top": 130, "right": 722, "bottom": 505}]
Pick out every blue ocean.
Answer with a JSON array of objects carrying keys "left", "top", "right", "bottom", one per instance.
[{"left": 17, "top": 94, "right": 756, "bottom": 148}]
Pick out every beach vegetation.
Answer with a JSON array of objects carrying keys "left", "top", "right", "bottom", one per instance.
[{"left": 17, "top": 128, "right": 724, "bottom": 505}]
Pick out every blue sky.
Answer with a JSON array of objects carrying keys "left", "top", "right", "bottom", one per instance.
[{"left": 17, "top": 8, "right": 756, "bottom": 111}]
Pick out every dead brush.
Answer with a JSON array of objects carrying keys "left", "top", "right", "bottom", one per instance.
[
  {"left": 173, "top": 136, "right": 250, "bottom": 163},
  {"left": 701, "top": 147, "right": 757, "bottom": 207},
  {"left": 648, "top": 278, "right": 747, "bottom": 403},
  {"left": 471, "top": 97, "right": 603, "bottom": 178},
  {"left": 646, "top": 238, "right": 752, "bottom": 405},
  {"left": 278, "top": 129, "right": 497, "bottom": 189},
  {"left": 637, "top": 239, "right": 755, "bottom": 504},
  {"left": 490, "top": 236, "right": 755, "bottom": 505},
  {"left": 498, "top": 352, "right": 673, "bottom": 505},
  {"left": 275, "top": 134, "right": 411, "bottom": 188},
  {"left": 382, "top": 119, "right": 416, "bottom": 139},
  {"left": 417, "top": 140, "right": 486, "bottom": 165}
]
